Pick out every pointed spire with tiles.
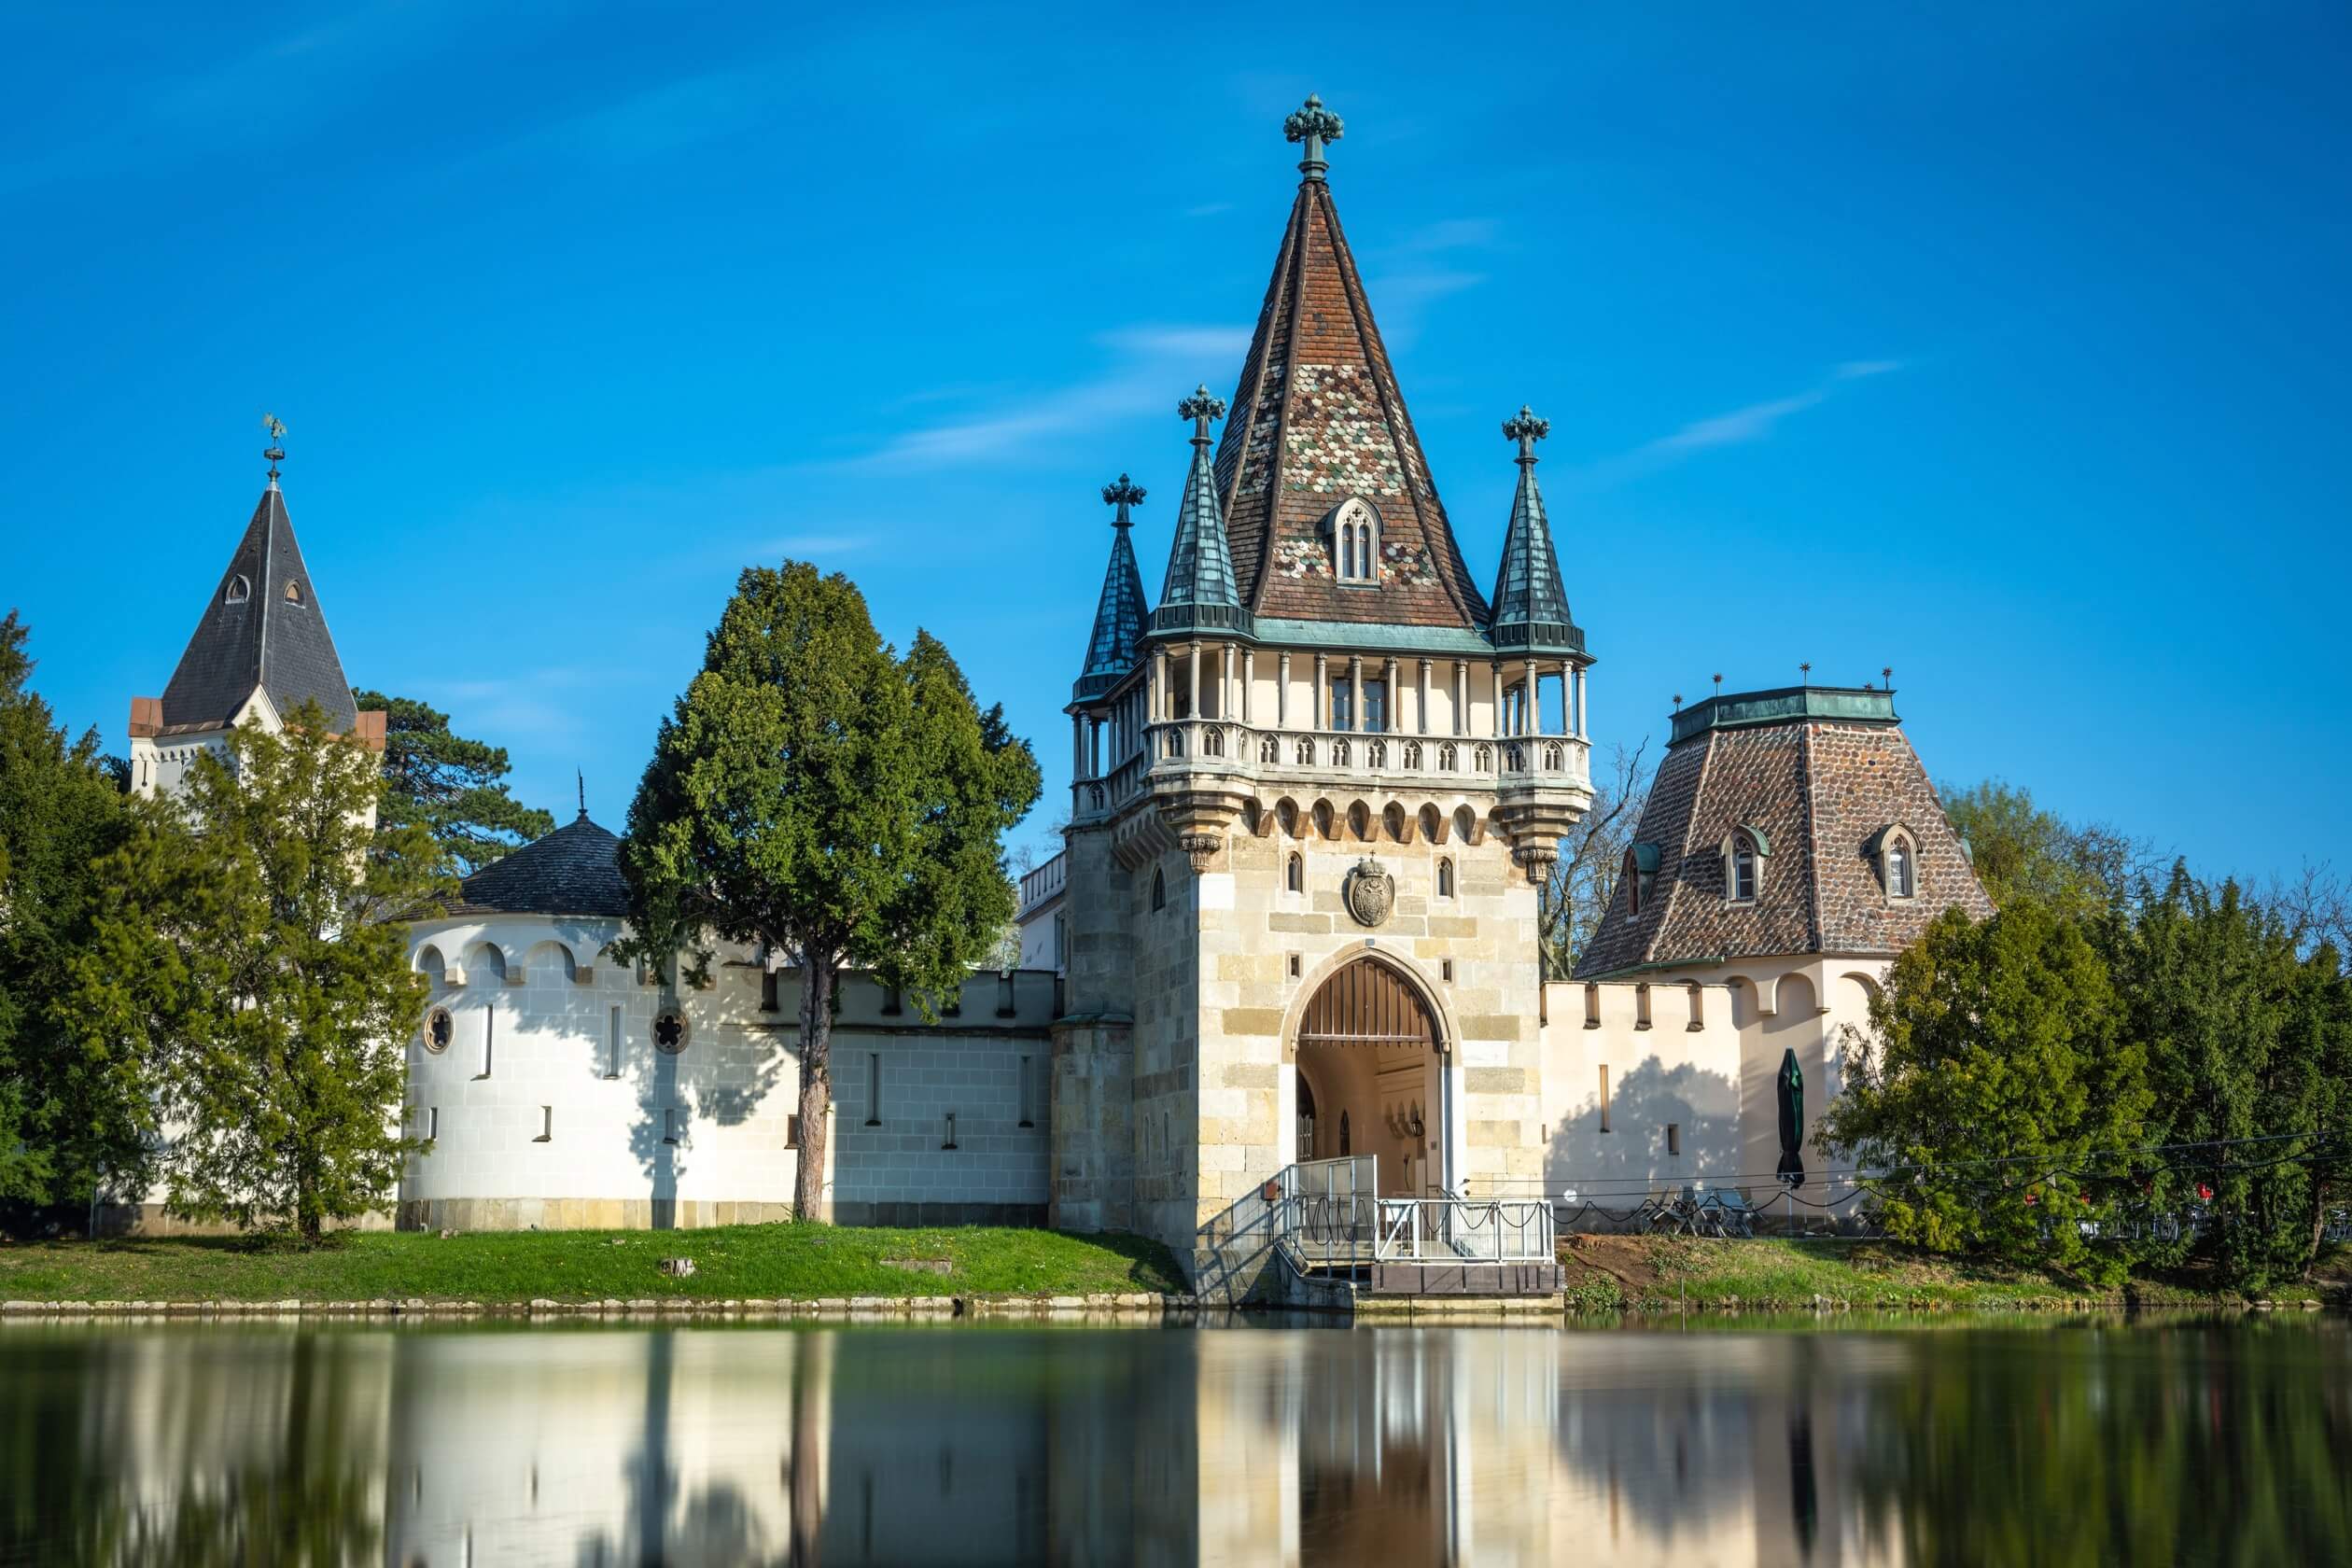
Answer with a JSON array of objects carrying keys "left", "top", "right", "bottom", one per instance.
[
  {"left": 1074, "top": 473, "right": 1153, "bottom": 701},
  {"left": 1151, "top": 387, "right": 1251, "bottom": 637},
  {"left": 1487, "top": 405, "right": 1583, "bottom": 657},
  {"left": 1209, "top": 95, "right": 1489, "bottom": 632}
]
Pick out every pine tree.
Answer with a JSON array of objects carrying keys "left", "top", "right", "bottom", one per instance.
[
  {"left": 1820, "top": 900, "right": 2150, "bottom": 1281},
  {"left": 0, "top": 611, "right": 139, "bottom": 1211},
  {"left": 352, "top": 690, "right": 555, "bottom": 875},
  {"left": 69, "top": 699, "right": 450, "bottom": 1244},
  {"left": 615, "top": 563, "right": 1040, "bottom": 1222}
]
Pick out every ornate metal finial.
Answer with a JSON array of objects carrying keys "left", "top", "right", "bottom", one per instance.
[
  {"left": 577, "top": 768, "right": 587, "bottom": 819},
  {"left": 261, "top": 413, "right": 287, "bottom": 485},
  {"left": 1503, "top": 404, "right": 1551, "bottom": 466},
  {"left": 1178, "top": 385, "right": 1227, "bottom": 445},
  {"left": 1283, "top": 92, "right": 1344, "bottom": 181},
  {"left": 1883, "top": 665, "right": 1894, "bottom": 691},
  {"left": 1673, "top": 692, "right": 1684, "bottom": 712},
  {"left": 1799, "top": 661, "right": 1813, "bottom": 685},
  {"left": 1100, "top": 473, "right": 1146, "bottom": 526}
]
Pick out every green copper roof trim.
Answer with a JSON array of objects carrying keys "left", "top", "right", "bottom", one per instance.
[
  {"left": 1250, "top": 618, "right": 1500, "bottom": 656},
  {"left": 1669, "top": 685, "right": 1898, "bottom": 746}
]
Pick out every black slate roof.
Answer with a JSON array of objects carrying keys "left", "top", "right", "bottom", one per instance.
[
  {"left": 450, "top": 813, "right": 631, "bottom": 917},
  {"left": 160, "top": 484, "right": 359, "bottom": 733}
]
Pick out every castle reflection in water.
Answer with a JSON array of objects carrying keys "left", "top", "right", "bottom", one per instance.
[{"left": 11, "top": 1319, "right": 2347, "bottom": 1566}]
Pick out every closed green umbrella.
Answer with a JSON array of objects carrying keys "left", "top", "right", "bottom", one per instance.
[{"left": 1775, "top": 1048, "right": 1805, "bottom": 1188}]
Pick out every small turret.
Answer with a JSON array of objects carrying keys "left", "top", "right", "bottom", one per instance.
[
  {"left": 1149, "top": 388, "right": 1251, "bottom": 637},
  {"left": 1487, "top": 405, "right": 1584, "bottom": 658},
  {"left": 1073, "top": 474, "right": 1152, "bottom": 702}
]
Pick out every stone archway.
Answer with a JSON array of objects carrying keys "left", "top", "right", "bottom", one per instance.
[{"left": 1292, "top": 957, "right": 1444, "bottom": 1197}]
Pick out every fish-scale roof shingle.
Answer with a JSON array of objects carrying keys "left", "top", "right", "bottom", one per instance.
[{"left": 449, "top": 813, "right": 630, "bottom": 917}]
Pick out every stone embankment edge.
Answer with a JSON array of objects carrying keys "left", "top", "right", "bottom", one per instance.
[{"left": 0, "top": 1293, "right": 1193, "bottom": 1321}]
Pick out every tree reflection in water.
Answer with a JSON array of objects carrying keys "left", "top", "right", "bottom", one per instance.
[{"left": 0, "top": 1315, "right": 2345, "bottom": 1565}]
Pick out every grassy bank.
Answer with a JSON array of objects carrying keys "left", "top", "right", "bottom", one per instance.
[
  {"left": 1558, "top": 1235, "right": 2350, "bottom": 1314},
  {"left": 0, "top": 1225, "right": 1185, "bottom": 1305}
]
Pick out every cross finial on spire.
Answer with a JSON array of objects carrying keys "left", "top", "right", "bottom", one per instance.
[
  {"left": 1502, "top": 404, "right": 1551, "bottom": 466},
  {"left": 1283, "top": 92, "right": 1344, "bottom": 182},
  {"left": 1100, "top": 473, "right": 1146, "bottom": 526},
  {"left": 261, "top": 413, "right": 287, "bottom": 487},
  {"left": 1178, "top": 385, "right": 1227, "bottom": 445}
]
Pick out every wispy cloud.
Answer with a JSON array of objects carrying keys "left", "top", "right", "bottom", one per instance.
[
  {"left": 828, "top": 323, "right": 1249, "bottom": 470},
  {"left": 1183, "top": 202, "right": 1233, "bottom": 218},
  {"left": 1581, "top": 359, "right": 1905, "bottom": 483}
]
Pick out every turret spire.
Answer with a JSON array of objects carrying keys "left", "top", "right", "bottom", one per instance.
[
  {"left": 1283, "top": 92, "right": 1343, "bottom": 183},
  {"left": 1152, "top": 388, "right": 1249, "bottom": 636},
  {"left": 1487, "top": 404, "right": 1584, "bottom": 658},
  {"left": 1074, "top": 475, "right": 1153, "bottom": 701}
]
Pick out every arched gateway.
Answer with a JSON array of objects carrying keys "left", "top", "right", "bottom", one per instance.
[{"left": 1291, "top": 958, "right": 1447, "bottom": 1197}]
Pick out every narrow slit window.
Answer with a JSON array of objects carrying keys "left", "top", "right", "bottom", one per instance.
[
  {"left": 1667, "top": 1122, "right": 1682, "bottom": 1157},
  {"left": 942, "top": 1111, "right": 959, "bottom": 1151},
  {"left": 427, "top": 1106, "right": 439, "bottom": 1141},
  {"left": 1584, "top": 982, "right": 1601, "bottom": 1029},
  {"left": 480, "top": 1004, "right": 495, "bottom": 1077},
  {"left": 761, "top": 967, "right": 779, "bottom": 1013},
  {"left": 865, "top": 1052, "right": 881, "bottom": 1127},
  {"left": 1634, "top": 983, "right": 1652, "bottom": 1030},
  {"left": 1018, "top": 1055, "right": 1034, "bottom": 1128},
  {"left": 1441, "top": 959, "right": 1454, "bottom": 983},
  {"left": 535, "top": 1106, "right": 553, "bottom": 1142},
  {"left": 786, "top": 1113, "right": 800, "bottom": 1149},
  {"left": 1288, "top": 953, "right": 1303, "bottom": 978},
  {"left": 606, "top": 1006, "right": 622, "bottom": 1079},
  {"left": 1599, "top": 1066, "right": 1611, "bottom": 1134},
  {"left": 1286, "top": 852, "right": 1303, "bottom": 893},
  {"left": 1436, "top": 858, "right": 1455, "bottom": 899},
  {"left": 663, "top": 1107, "right": 679, "bottom": 1145}
]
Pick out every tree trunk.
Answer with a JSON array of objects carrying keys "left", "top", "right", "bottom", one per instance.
[{"left": 793, "top": 956, "right": 836, "bottom": 1221}]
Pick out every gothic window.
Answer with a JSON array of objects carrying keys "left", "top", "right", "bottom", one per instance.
[
  {"left": 1338, "top": 1110, "right": 1351, "bottom": 1155},
  {"left": 223, "top": 575, "right": 250, "bottom": 605},
  {"left": 1295, "top": 737, "right": 1315, "bottom": 765},
  {"left": 283, "top": 580, "right": 303, "bottom": 604},
  {"left": 1278, "top": 799, "right": 1298, "bottom": 836},
  {"left": 1329, "top": 498, "right": 1380, "bottom": 584},
  {"left": 422, "top": 1006, "right": 453, "bottom": 1055},
  {"left": 1382, "top": 803, "right": 1405, "bottom": 841},
  {"left": 1403, "top": 741, "right": 1422, "bottom": 769},
  {"left": 1438, "top": 742, "right": 1457, "bottom": 772},
  {"left": 1624, "top": 848, "right": 1642, "bottom": 917},
  {"left": 1260, "top": 735, "right": 1280, "bottom": 763},
  {"left": 1332, "top": 738, "right": 1351, "bottom": 767},
  {"left": 1287, "top": 852, "right": 1303, "bottom": 894},
  {"left": 1367, "top": 740, "right": 1387, "bottom": 769},
  {"left": 653, "top": 1011, "right": 690, "bottom": 1053},
  {"left": 1437, "top": 858, "right": 1455, "bottom": 899},
  {"left": 1151, "top": 867, "right": 1166, "bottom": 911},
  {"left": 1347, "top": 803, "right": 1371, "bottom": 841}
]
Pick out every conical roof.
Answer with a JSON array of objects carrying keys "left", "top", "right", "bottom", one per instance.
[
  {"left": 1488, "top": 407, "right": 1583, "bottom": 656},
  {"left": 158, "top": 481, "right": 358, "bottom": 733},
  {"left": 1075, "top": 475, "right": 1152, "bottom": 701},
  {"left": 1152, "top": 388, "right": 1251, "bottom": 637},
  {"left": 450, "top": 811, "right": 629, "bottom": 917},
  {"left": 1210, "top": 99, "right": 1489, "bottom": 631}
]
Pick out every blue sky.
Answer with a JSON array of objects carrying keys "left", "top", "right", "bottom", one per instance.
[{"left": 4, "top": 3, "right": 2345, "bottom": 884}]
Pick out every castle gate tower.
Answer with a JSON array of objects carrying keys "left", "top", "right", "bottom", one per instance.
[{"left": 1051, "top": 98, "right": 1594, "bottom": 1283}]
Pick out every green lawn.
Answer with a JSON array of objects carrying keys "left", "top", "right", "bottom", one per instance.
[
  {"left": 1560, "top": 1235, "right": 2288, "bottom": 1313},
  {"left": 0, "top": 1225, "right": 1186, "bottom": 1304}
]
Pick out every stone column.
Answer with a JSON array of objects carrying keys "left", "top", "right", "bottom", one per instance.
[
  {"left": 1154, "top": 647, "right": 1169, "bottom": 721},
  {"left": 1453, "top": 661, "right": 1467, "bottom": 735},
  {"left": 1491, "top": 665, "right": 1504, "bottom": 739},
  {"left": 1348, "top": 656, "right": 1363, "bottom": 734},
  {"left": 1382, "top": 657, "right": 1398, "bottom": 736},
  {"left": 1187, "top": 641, "right": 1201, "bottom": 722},
  {"left": 1417, "top": 659, "right": 1431, "bottom": 735},
  {"left": 1071, "top": 713, "right": 1086, "bottom": 779},
  {"left": 1277, "top": 651, "right": 1291, "bottom": 727},
  {"left": 1574, "top": 665, "right": 1588, "bottom": 737},
  {"left": 1524, "top": 659, "right": 1538, "bottom": 735},
  {"left": 1313, "top": 654, "right": 1327, "bottom": 730},
  {"left": 1241, "top": 650, "right": 1254, "bottom": 725}
]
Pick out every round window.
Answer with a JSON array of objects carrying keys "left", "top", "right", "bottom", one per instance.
[
  {"left": 423, "top": 1005, "right": 454, "bottom": 1055},
  {"left": 653, "top": 1011, "right": 689, "bottom": 1054}
]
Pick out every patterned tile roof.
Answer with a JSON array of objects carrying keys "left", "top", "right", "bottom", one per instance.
[
  {"left": 448, "top": 812, "right": 630, "bottom": 917},
  {"left": 158, "top": 483, "right": 359, "bottom": 734},
  {"left": 1211, "top": 169, "right": 1490, "bottom": 633},
  {"left": 1574, "top": 690, "right": 1993, "bottom": 977}
]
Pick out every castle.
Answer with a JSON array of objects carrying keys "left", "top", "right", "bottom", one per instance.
[{"left": 124, "top": 99, "right": 1990, "bottom": 1283}]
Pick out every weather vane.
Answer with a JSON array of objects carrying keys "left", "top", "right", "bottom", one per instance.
[
  {"left": 1101, "top": 473, "right": 1146, "bottom": 527},
  {"left": 261, "top": 413, "right": 287, "bottom": 483},
  {"left": 1283, "top": 93, "right": 1343, "bottom": 181}
]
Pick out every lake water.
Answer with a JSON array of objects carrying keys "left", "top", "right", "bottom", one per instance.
[{"left": 2, "top": 1315, "right": 2345, "bottom": 1565}]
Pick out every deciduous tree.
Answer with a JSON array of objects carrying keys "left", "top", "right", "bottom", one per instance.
[
  {"left": 614, "top": 564, "right": 1040, "bottom": 1222},
  {"left": 69, "top": 700, "right": 449, "bottom": 1244}
]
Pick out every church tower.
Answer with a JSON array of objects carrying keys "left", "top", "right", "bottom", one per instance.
[
  {"left": 127, "top": 424, "right": 385, "bottom": 803},
  {"left": 1053, "top": 99, "right": 1594, "bottom": 1284}
]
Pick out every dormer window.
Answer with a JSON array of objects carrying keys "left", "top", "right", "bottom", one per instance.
[
  {"left": 223, "top": 575, "right": 250, "bottom": 605},
  {"left": 1722, "top": 826, "right": 1768, "bottom": 905},
  {"left": 1870, "top": 825, "right": 1920, "bottom": 902},
  {"left": 1623, "top": 842, "right": 1661, "bottom": 919},
  {"left": 1327, "top": 497, "right": 1379, "bottom": 585},
  {"left": 283, "top": 580, "right": 303, "bottom": 605}
]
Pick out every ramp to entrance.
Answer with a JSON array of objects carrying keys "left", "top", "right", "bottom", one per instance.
[{"left": 1265, "top": 1156, "right": 1563, "bottom": 1304}]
